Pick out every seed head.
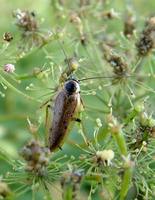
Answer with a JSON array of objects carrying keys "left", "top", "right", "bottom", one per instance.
[
  {"left": 3, "top": 32, "right": 13, "bottom": 42},
  {"left": 108, "top": 55, "right": 128, "bottom": 76},
  {"left": 13, "top": 9, "right": 38, "bottom": 32},
  {"left": 103, "top": 47, "right": 129, "bottom": 81},
  {"left": 136, "top": 16, "right": 155, "bottom": 56},
  {"left": 124, "top": 12, "right": 136, "bottom": 38},
  {"left": 21, "top": 140, "right": 50, "bottom": 175}
]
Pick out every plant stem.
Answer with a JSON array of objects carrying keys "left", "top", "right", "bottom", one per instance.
[
  {"left": 0, "top": 74, "right": 41, "bottom": 103},
  {"left": 120, "top": 167, "right": 133, "bottom": 200},
  {"left": 112, "top": 130, "right": 128, "bottom": 156},
  {"left": 108, "top": 116, "right": 133, "bottom": 199},
  {"left": 113, "top": 130, "right": 132, "bottom": 199}
]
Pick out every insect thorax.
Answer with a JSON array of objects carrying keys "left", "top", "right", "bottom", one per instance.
[{"left": 64, "top": 80, "right": 80, "bottom": 95}]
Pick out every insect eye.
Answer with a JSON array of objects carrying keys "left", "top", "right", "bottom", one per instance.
[{"left": 65, "top": 81, "right": 77, "bottom": 94}]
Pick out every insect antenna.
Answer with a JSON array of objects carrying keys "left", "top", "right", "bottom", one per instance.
[
  {"left": 78, "top": 74, "right": 133, "bottom": 82},
  {"left": 78, "top": 73, "right": 155, "bottom": 82},
  {"left": 57, "top": 38, "right": 71, "bottom": 69},
  {"left": 37, "top": 90, "right": 55, "bottom": 99}
]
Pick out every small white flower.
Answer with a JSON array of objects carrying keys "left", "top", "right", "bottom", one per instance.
[
  {"left": 96, "top": 118, "right": 102, "bottom": 128},
  {"left": 142, "top": 141, "right": 147, "bottom": 146},
  {"left": 96, "top": 150, "right": 114, "bottom": 166},
  {"left": 4, "top": 64, "right": 15, "bottom": 73}
]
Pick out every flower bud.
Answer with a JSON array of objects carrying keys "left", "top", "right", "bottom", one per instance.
[
  {"left": 4, "top": 64, "right": 15, "bottom": 73},
  {"left": 96, "top": 150, "right": 114, "bottom": 166}
]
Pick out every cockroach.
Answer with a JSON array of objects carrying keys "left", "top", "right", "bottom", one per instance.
[
  {"left": 49, "top": 78, "right": 82, "bottom": 151},
  {"left": 48, "top": 74, "right": 132, "bottom": 152}
]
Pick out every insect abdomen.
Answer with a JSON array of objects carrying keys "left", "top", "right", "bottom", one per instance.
[
  {"left": 49, "top": 119, "right": 70, "bottom": 151},
  {"left": 49, "top": 90, "right": 79, "bottom": 151}
]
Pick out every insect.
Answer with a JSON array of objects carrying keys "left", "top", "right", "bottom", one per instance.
[
  {"left": 48, "top": 74, "right": 124, "bottom": 152},
  {"left": 48, "top": 78, "right": 82, "bottom": 151}
]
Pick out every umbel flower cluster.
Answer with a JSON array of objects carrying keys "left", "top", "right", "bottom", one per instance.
[
  {"left": 0, "top": 1, "right": 155, "bottom": 200},
  {"left": 20, "top": 140, "right": 50, "bottom": 174}
]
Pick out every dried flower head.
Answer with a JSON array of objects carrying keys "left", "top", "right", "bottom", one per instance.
[
  {"left": 3, "top": 32, "right": 13, "bottom": 42},
  {"left": 136, "top": 16, "right": 155, "bottom": 56},
  {"left": 104, "top": 48, "right": 129, "bottom": 83},
  {"left": 4, "top": 64, "right": 15, "bottom": 73},
  {"left": 109, "top": 55, "right": 128, "bottom": 76},
  {"left": 13, "top": 9, "right": 38, "bottom": 32},
  {"left": 124, "top": 13, "right": 136, "bottom": 38},
  {"left": 21, "top": 140, "right": 50, "bottom": 175},
  {"left": 12, "top": 9, "right": 46, "bottom": 50}
]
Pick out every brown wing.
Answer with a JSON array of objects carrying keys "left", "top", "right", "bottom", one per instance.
[{"left": 49, "top": 90, "right": 79, "bottom": 151}]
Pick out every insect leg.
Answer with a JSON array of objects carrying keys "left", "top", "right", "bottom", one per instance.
[
  {"left": 72, "top": 117, "right": 81, "bottom": 123},
  {"left": 58, "top": 146, "right": 63, "bottom": 151},
  {"left": 45, "top": 105, "right": 51, "bottom": 127},
  {"left": 80, "top": 97, "right": 85, "bottom": 110},
  {"left": 40, "top": 98, "right": 52, "bottom": 109},
  {"left": 45, "top": 104, "right": 52, "bottom": 146}
]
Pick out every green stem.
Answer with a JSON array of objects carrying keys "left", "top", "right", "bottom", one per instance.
[
  {"left": 120, "top": 167, "right": 133, "bottom": 200},
  {"left": 16, "top": 73, "right": 37, "bottom": 80},
  {"left": 134, "top": 56, "right": 145, "bottom": 73},
  {"left": 112, "top": 130, "right": 128, "bottom": 156},
  {"left": 113, "top": 130, "right": 132, "bottom": 199},
  {"left": 0, "top": 74, "right": 41, "bottom": 103},
  {"left": 110, "top": 119, "right": 132, "bottom": 198},
  {"left": 63, "top": 186, "right": 73, "bottom": 200},
  {"left": 123, "top": 109, "right": 138, "bottom": 126},
  {"left": 124, "top": 104, "right": 144, "bottom": 126}
]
